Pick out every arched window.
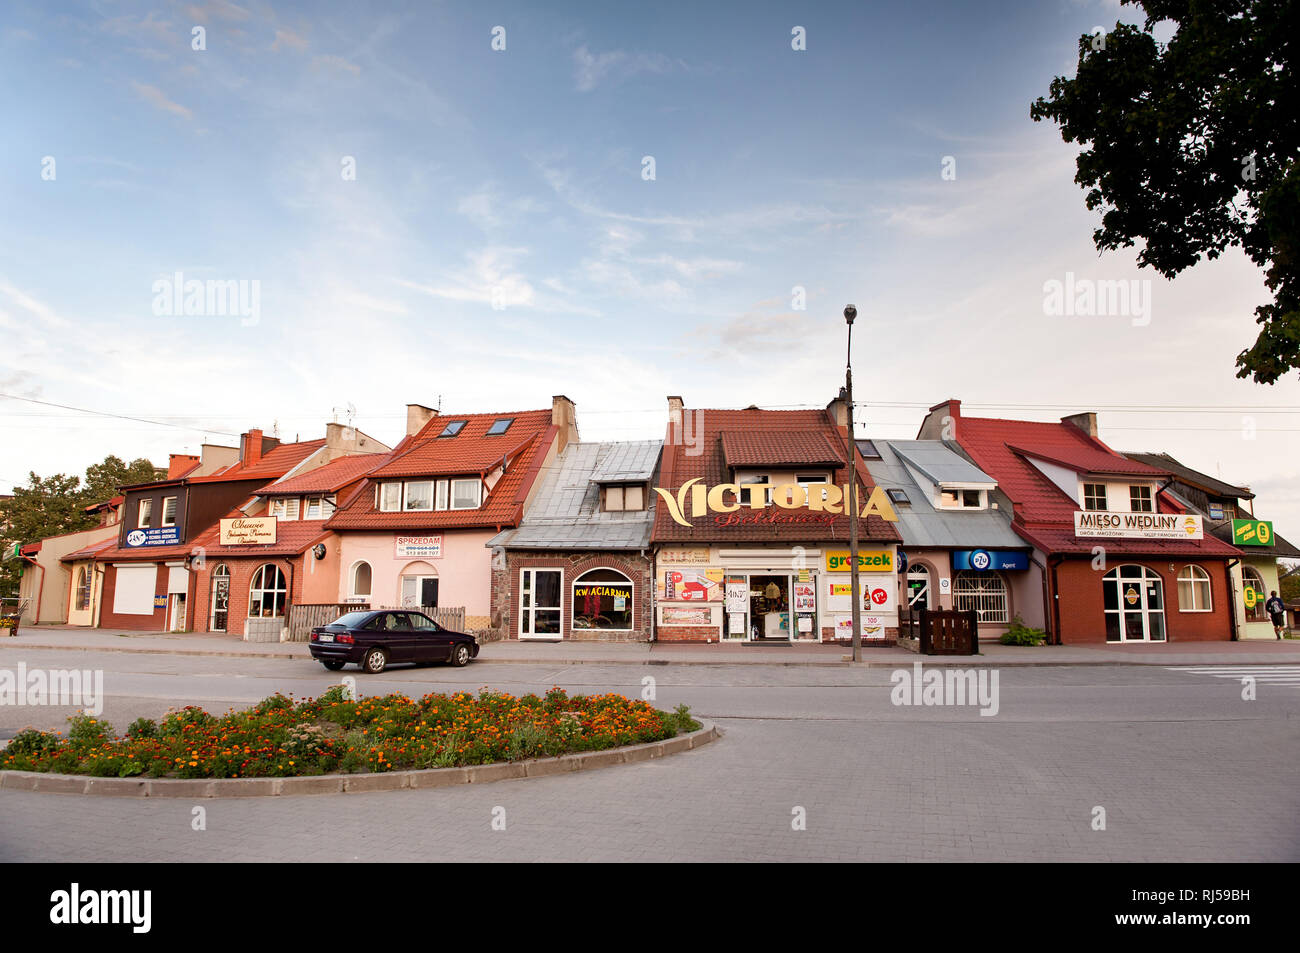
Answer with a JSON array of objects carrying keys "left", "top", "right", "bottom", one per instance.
[
  {"left": 1102, "top": 565, "right": 1166, "bottom": 642},
  {"left": 249, "top": 564, "right": 287, "bottom": 618},
  {"left": 953, "top": 570, "right": 1008, "bottom": 623},
  {"left": 1176, "top": 565, "right": 1212, "bottom": 612},
  {"left": 572, "top": 568, "right": 633, "bottom": 631},
  {"left": 351, "top": 561, "right": 372, "bottom": 598},
  {"left": 1241, "top": 567, "right": 1268, "bottom": 622},
  {"left": 906, "top": 564, "right": 931, "bottom": 610},
  {"left": 74, "top": 567, "right": 91, "bottom": 611}
]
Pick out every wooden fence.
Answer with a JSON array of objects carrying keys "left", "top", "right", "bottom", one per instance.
[
  {"left": 287, "top": 603, "right": 468, "bottom": 642},
  {"left": 919, "top": 609, "right": 979, "bottom": 656}
]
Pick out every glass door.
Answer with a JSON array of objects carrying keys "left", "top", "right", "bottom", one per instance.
[
  {"left": 520, "top": 569, "right": 562, "bottom": 639},
  {"left": 1105, "top": 565, "right": 1166, "bottom": 642},
  {"left": 210, "top": 568, "right": 230, "bottom": 632}
]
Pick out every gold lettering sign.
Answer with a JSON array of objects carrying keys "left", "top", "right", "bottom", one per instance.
[
  {"left": 653, "top": 479, "right": 898, "bottom": 528},
  {"left": 219, "top": 517, "right": 277, "bottom": 545}
]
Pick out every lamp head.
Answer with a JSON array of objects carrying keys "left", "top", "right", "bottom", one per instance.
[{"left": 843, "top": 304, "right": 857, "bottom": 325}]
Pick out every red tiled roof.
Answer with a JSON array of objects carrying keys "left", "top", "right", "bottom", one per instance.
[
  {"left": 326, "top": 409, "right": 557, "bottom": 531},
  {"left": 261, "top": 454, "right": 389, "bottom": 495},
  {"left": 370, "top": 411, "right": 553, "bottom": 478},
  {"left": 652, "top": 408, "right": 900, "bottom": 544},
  {"left": 187, "top": 519, "right": 334, "bottom": 558},
  {"left": 951, "top": 411, "right": 1236, "bottom": 559},
  {"left": 720, "top": 430, "right": 846, "bottom": 468},
  {"left": 60, "top": 538, "right": 117, "bottom": 562},
  {"left": 187, "top": 440, "right": 326, "bottom": 483}
]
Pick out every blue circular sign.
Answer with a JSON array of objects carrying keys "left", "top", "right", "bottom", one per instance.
[{"left": 970, "top": 549, "right": 992, "bottom": 570}]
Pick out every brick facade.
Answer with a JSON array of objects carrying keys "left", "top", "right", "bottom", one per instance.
[
  {"left": 98, "top": 563, "right": 172, "bottom": 631},
  {"left": 192, "top": 556, "right": 305, "bottom": 637},
  {"left": 490, "top": 549, "right": 653, "bottom": 642},
  {"left": 1052, "top": 557, "right": 1233, "bottom": 643}
]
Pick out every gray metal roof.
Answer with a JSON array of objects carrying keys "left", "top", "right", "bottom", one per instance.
[
  {"left": 862, "top": 439, "right": 1025, "bottom": 550},
  {"left": 491, "top": 440, "right": 662, "bottom": 551}
]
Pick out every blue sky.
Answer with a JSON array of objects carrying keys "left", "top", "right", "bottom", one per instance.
[{"left": 2, "top": 0, "right": 1299, "bottom": 536}]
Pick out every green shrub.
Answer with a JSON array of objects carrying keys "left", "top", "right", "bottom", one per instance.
[
  {"left": 5, "top": 727, "right": 62, "bottom": 758},
  {"left": 66, "top": 713, "right": 114, "bottom": 751},
  {"left": 999, "top": 615, "right": 1048, "bottom": 646},
  {"left": 126, "top": 717, "right": 158, "bottom": 740}
]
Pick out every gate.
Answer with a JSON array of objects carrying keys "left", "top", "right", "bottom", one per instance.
[
  {"left": 287, "top": 603, "right": 358, "bottom": 642},
  {"left": 920, "top": 609, "right": 979, "bottom": 655}
]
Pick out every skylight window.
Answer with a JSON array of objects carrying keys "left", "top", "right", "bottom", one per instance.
[
  {"left": 486, "top": 418, "right": 514, "bottom": 436},
  {"left": 858, "top": 440, "right": 881, "bottom": 459},
  {"left": 887, "top": 488, "right": 911, "bottom": 505},
  {"left": 438, "top": 420, "right": 467, "bottom": 438}
]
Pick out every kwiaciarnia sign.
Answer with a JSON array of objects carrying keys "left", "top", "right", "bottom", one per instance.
[{"left": 653, "top": 479, "right": 899, "bottom": 528}]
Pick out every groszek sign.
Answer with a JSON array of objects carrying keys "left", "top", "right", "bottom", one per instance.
[
  {"left": 653, "top": 479, "right": 899, "bottom": 528},
  {"left": 951, "top": 550, "right": 1030, "bottom": 571},
  {"left": 1231, "top": 519, "right": 1273, "bottom": 547},
  {"left": 826, "top": 550, "right": 894, "bottom": 572},
  {"left": 218, "top": 518, "right": 276, "bottom": 546},
  {"left": 395, "top": 535, "right": 442, "bottom": 559},
  {"left": 1073, "top": 511, "right": 1202, "bottom": 540}
]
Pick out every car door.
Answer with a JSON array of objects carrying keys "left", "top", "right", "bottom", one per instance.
[
  {"left": 384, "top": 612, "right": 419, "bottom": 661},
  {"left": 408, "top": 612, "right": 451, "bottom": 661}
]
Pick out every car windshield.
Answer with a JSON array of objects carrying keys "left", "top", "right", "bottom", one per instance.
[{"left": 331, "top": 611, "right": 373, "bottom": 628}]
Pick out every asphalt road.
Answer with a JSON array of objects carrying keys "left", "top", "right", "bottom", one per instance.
[{"left": 1, "top": 649, "right": 1297, "bottom": 861}]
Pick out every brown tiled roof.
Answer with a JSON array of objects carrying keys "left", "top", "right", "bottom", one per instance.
[
  {"left": 720, "top": 430, "right": 846, "bottom": 468},
  {"left": 187, "top": 519, "right": 334, "bottom": 558},
  {"left": 261, "top": 454, "right": 388, "bottom": 496}
]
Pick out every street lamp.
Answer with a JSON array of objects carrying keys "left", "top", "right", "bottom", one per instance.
[{"left": 843, "top": 304, "right": 861, "bottom": 663}]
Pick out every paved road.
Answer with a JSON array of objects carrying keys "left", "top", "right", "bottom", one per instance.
[{"left": 1, "top": 649, "right": 1297, "bottom": 861}]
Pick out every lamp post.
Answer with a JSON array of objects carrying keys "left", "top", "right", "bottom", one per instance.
[{"left": 844, "top": 304, "right": 861, "bottom": 663}]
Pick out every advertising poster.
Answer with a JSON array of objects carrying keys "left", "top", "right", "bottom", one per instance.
[{"left": 664, "top": 568, "right": 722, "bottom": 601}]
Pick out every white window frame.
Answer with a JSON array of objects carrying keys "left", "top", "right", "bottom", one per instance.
[
  {"left": 519, "top": 567, "right": 564, "bottom": 638},
  {"left": 953, "top": 570, "right": 1009, "bottom": 623},
  {"left": 435, "top": 479, "right": 449, "bottom": 510},
  {"left": 161, "top": 496, "right": 178, "bottom": 527},
  {"left": 270, "top": 498, "right": 300, "bottom": 521},
  {"left": 572, "top": 568, "right": 634, "bottom": 632},
  {"left": 137, "top": 498, "right": 153, "bottom": 528},
  {"left": 939, "top": 487, "right": 986, "bottom": 510},
  {"left": 248, "top": 564, "right": 288, "bottom": 619},
  {"left": 450, "top": 478, "right": 481, "bottom": 510},
  {"left": 404, "top": 480, "right": 434, "bottom": 511},
  {"left": 379, "top": 482, "right": 402, "bottom": 512},
  {"left": 304, "top": 496, "right": 324, "bottom": 520},
  {"left": 350, "top": 560, "right": 372, "bottom": 599},
  {"left": 1129, "top": 484, "right": 1154, "bottom": 513},
  {"left": 1176, "top": 565, "right": 1213, "bottom": 612}
]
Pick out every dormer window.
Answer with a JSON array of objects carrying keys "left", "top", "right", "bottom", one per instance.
[
  {"left": 450, "top": 478, "right": 482, "bottom": 509},
  {"left": 1129, "top": 485, "right": 1153, "bottom": 512},
  {"left": 379, "top": 482, "right": 402, "bottom": 511},
  {"left": 269, "top": 498, "right": 301, "bottom": 521},
  {"left": 604, "top": 483, "right": 645, "bottom": 512},
  {"left": 438, "top": 420, "right": 467, "bottom": 438},
  {"left": 161, "top": 496, "right": 178, "bottom": 527},
  {"left": 1083, "top": 483, "right": 1107, "bottom": 511},
  {"left": 304, "top": 496, "right": 334, "bottom": 520},
  {"left": 486, "top": 418, "right": 514, "bottom": 435},
  {"left": 404, "top": 481, "right": 434, "bottom": 511},
  {"left": 138, "top": 498, "right": 153, "bottom": 528},
  {"left": 939, "top": 488, "right": 984, "bottom": 509}
]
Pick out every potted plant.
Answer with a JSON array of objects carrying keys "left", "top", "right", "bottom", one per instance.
[{"left": 1, "top": 613, "right": 19, "bottom": 637}]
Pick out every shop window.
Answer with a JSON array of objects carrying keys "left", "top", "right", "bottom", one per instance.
[
  {"left": 138, "top": 498, "right": 153, "bottom": 528},
  {"left": 1242, "top": 567, "right": 1268, "bottom": 622},
  {"left": 1129, "top": 485, "right": 1154, "bottom": 512},
  {"left": 573, "top": 568, "right": 633, "bottom": 631},
  {"left": 404, "top": 481, "right": 433, "bottom": 511},
  {"left": 954, "top": 570, "right": 1008, "bottom": 623},
  {"left": 351, "top": 561, "right": 372, "bottom": 599},
  {"left": 1083, "top": 483, "right": 1107, "bottom": 511},
  {"left": 161, "top": 496, "right": 178, "bottom": 527},
  {"left": 451, "top": 478, "right": 481, "bottom": 510},
  {"left": 1176, "top": 565, "right": 1212, "bottom": 612},
  {"left": 520, "top": 569, "right": 562, "bottom": 636},
  {"left": 248, "top": 564, "right": 287, "bottom": 618},
  {"left": 907, "top": 564, "right": 931, "bottom": 610}
]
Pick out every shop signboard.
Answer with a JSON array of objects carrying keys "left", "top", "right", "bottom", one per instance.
[
  {"left": 664, "top": 569, "right": 722, "bottom": 601},
  {"left": 1073, "top": 511, "right": 1202, "bottom": 540},
  {"left": 658, "top": 547, "right": 711, "bottom": 565},
  {"left": 662, "top": 605, "right": 713, "bottom": 626},
  {"left": 1231, "top": 519, "right": 1273, "bottom": 547},
  {"left": 825, "top": 574, "right": 896, "bottom": 613},
  {"left": 951, "top": 549, "right": 1029, "bottom": 571},
  {"left": 653, "top": 480, "right": 900, "bottom": 527},
  {"left": 724, "top": 578, "right": 747, "bottom": 613},
  {"left": 127, "top": 526, "right": 184, "bottom": 547},
  {"left": 825, "top": 550, "right": 894, "bottom": 572}
]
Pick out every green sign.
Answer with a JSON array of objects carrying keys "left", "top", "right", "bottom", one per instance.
[
  {"left": 1244, "top": 587, "right": 1258, "bottom": 609},
  {"left": 1232, "top": 519, "right": 1274, "bottom": 547}
]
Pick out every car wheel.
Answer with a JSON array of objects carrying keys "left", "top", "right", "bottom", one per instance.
[
  {"left": 321, "top": 660, "right": 345, "bottom": 671},
  {"left": 451, "top": 644, "right": 471, "bottom": 667},
  {"left": 362, "top": 648, "right": 388, "bottom": 673}
]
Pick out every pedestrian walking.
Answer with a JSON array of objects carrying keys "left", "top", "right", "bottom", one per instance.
[{"left": 1264, "top": 591, "right": 1287, "bottom": 639}]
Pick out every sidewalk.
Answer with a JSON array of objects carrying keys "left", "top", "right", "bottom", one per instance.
[{"left": 4, "top": 625, "right": 1300, "bottom": 666}]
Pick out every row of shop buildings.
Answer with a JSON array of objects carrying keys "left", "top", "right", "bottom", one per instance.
[{"left": 14, "top": 394, "right": 1298, "bottom": 645}]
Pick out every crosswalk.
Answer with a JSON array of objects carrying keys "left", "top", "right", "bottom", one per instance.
[{"left": 1168, "top": 665, "right": 1300, "bottom": 686}]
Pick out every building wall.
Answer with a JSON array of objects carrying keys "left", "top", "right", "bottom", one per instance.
[
  {"left": 491, "top": 549, "right": 654, "bottom": 641},
  {"left": 1233, "top": 557, "right": 1283, "bottom": 640},
  {"left": 192, "top": 556, "right": 305, "bottom": 637},
  {"left": 17, "top": 524, "right": 117, "bottom": 624},
  {"left": 65, "top": 560, "right": 106, "bottom": 626},
  {"left": 99, "top": 563, "right": 170, "bottom": 631},
  {"left": 1053, "top": 558, "right": 1232, "bottom": 643},
  {"left": 336, "top": 529, "right": 496, "bottom": 629}
]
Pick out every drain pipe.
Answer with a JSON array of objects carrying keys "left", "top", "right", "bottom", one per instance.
[
  {"left": 1030, "top": 551, "right": 1054, "bottom": 644},
  {"left": 1226, "top": 558, "right": 1240, "bottom": 641}
]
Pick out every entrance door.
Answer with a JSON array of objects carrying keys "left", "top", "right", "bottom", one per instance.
[
  {"left": 211, "top": 568, "right": 230, "bottom": 632},
  {"left": 401, "top": 575, "right": 439, "bottom": 609},
  {"left": 169, "top": 593, "right": 187, "bottom": 632},
  {"left": 748, "top": 574, "right": 791, "bottom": 641},
  {"left": 1104, "top": 565, "right": 1166, "bottom": 642},
  {"left": 520, "top": 569, "right": 562, "bottom": 639}
]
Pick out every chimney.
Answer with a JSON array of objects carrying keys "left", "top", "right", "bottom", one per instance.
[
  {"left": 242, "top": 429, "right": 265, "bottom": 467},
  {"left": 552, "top": 395, "right": 579, "bottom": 454},
  {"left": 826, "top": 393, "right": 849, "bottom": 430},
  {"left": 167, "top": 454, "right": 199, "bottom": 479},
  {"left": 1062, "top": 412, "right": 1099, "bottom": 439},
  {"left": 918, "top": 399, "right": 962, "bottom": 440},
  {"left": 406, "top": 403, "right": 437, "bottom": 437}
]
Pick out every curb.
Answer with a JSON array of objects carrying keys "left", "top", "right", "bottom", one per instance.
[{"left": 0, "top": 721, "right": 719, "bottom": 798}]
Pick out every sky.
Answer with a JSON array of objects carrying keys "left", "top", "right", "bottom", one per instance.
[{"left": 2, "top": 0, "right": 1298, "bottom": 536}]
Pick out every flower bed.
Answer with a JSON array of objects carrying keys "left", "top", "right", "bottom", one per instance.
[{"left": 1, "top": 687, "right": 701, "bottom": 779}]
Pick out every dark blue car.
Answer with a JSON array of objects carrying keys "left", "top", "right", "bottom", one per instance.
[{"left": 309, "top": 609, "right": 479, "bottom": 673}]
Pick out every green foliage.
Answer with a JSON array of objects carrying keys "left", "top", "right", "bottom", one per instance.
[
  {"left": 5, "top": 728, "right": 61, "bottom": 759},
  {"left": 999, "top": 615, "right": 1048, "bottom": 646},
  {"left": 66, "top": 713, "right": 113, "bottom": 751},
  {"left": 1030, "top": 1, "right": 1300, "bottom": 384},
  {"left": 126, "top": 718, "right": 158, "bottom": 741},
  {"left": 662, "top": 704, "right": 702, "bottom": 735}
]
